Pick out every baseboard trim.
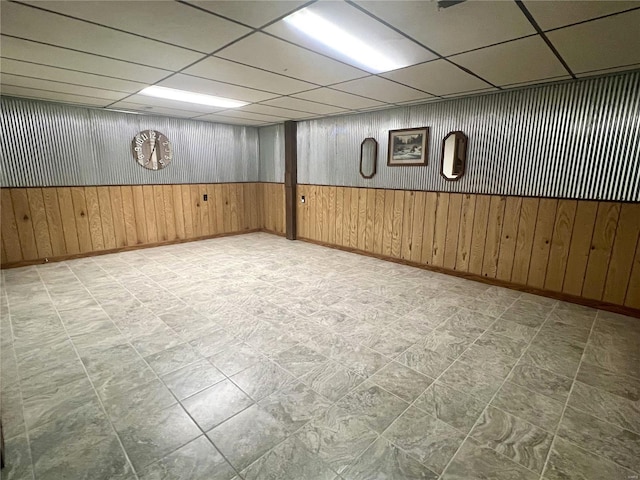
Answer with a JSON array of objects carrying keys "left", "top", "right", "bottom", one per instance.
[
  {"left": 0, "top": 229, "right": 263, "bottom": 269},
  {"left": 297, "top": 237, "right": 640, "bottom": 320}
]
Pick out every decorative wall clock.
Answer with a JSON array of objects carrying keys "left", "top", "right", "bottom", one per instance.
[{"left": 131, "top": 130, "right": 173, "bottom": 170}]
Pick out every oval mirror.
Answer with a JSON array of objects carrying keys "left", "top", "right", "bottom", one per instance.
[
  {"left": 360, "top": 137, "right": 378, "bottom": 179},
  {"left": 441, "top": 131, "right": 467, "bottom": 181}
]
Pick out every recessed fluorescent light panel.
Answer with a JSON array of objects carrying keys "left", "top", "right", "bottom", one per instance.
[
  {"left": 140, "top": 86, "right": 248, "bottom": 108},
  {"left": 283, "top": 9, "right": 400, "bottom": 73}
]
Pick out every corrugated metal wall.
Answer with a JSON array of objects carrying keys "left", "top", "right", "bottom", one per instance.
[
  {"left": 258, "top": 123, "right": 284, "bottom": 183},
  {"left": 297, "top": 71, "right": 640, "bottom": 201},
  {"left": 0, "top": 96, "right": 259, "bottom": 187}
]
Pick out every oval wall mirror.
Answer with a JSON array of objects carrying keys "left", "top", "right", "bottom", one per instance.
[
  {"left": 441, "top": 131, "right": 467, "bottom": 181},
  {"left": 360, "top": 137, "right": 378, "bottom": 179}
]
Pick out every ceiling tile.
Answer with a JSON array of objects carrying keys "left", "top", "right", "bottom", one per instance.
[
  {"left": 547, "top": 9, "right": 640, "bottom": 75},
  {"left": 158, "top": 74, "right": 278, "bottom": 103},
  {"left": 292, "top": 88, "right": 386, "bottom": 110},
  {"left": 203, "top": 110, "right": 281, "bottom": 123},
  {"left": 523, "top": 1, "right": 638, "bottom": 31},
  {"left": 0, "top": 36, "right": 170, "bottom": 84},
  {"left": 197, "top": 115, "right": 269, "bottom": 126},
  {"left": 261, "top": 97, "right": 348, "bottom": 115},
  {"left": 237, "top": 104, "right": 313, "bottom": 120},
  {"left": 575, "top": 64, "right": 640, "bottom": 79},
  {"left": 106, "top": 101, "right": 205, "bottom": 118},
  {"left": 0, "top": 86, "right": 112, "bottom": 107},
  {"left": 216, "top": 32, "right": 367, "bottom": 85},
  {"left": 1, "top": 73, "right": 127, "bottom": 101},
  {"left": 265, "top": 1, "right": 436, "bottom": 73},
  {"left": 0, "top": 58, "right": 145, "bottom": 93},
  {"left": 187, "top": 0, "right": 307, "bottom": 28},
  {"left": 118, "top": 93, "right": 227, "bottom": 114},
  {"left": 383, "top": 60, "right": 493, "bottom": 96},
  {"left": 450, "top": 36, "right": 570, "bottom": 87},
  {"left": 331, "top": 76, "right": 433, "bottom": 104},
  {"left": 0, "top": 2, "right": 203, "bottom": 70},
  {"left": 355, "top": 0, "right": 535, "bottom": 56},
  {"left": 183, "top": 56, "right": 315, "bottom": 95},
  {"left": 25, "top": 1, "right": 250, "bottom": 54}
]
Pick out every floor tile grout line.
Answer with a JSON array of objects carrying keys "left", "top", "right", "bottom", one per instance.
[
  {"left": 537, "top": 309, "right": 623, "bottom": 479},
  {"left": 436, "top": 294, "right": 553, "bottom": 478},
  {"left": 33, "top": 266, "right": 142, "bottom": 480},
  {"left": 3, "top": 291, "right": 37, "bottom": 480}
]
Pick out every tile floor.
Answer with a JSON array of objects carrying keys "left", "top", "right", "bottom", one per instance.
[{"left": 1, "top": 232, "right": 639, "bottom": 480}]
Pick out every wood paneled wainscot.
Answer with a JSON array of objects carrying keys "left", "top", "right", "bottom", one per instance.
[
  {"left": 0, "top": 183, "right": 286, "bottom": 267},
  {"left": 297, "top": 185, "right": 640, "bottom": 311}
]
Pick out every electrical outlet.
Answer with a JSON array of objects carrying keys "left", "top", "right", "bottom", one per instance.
[
  {"left": 203, "top": 194, "right": 208, "bottom": 201},
  {"left": 301, "top": 196, "right": 305, "bottom": 203}
]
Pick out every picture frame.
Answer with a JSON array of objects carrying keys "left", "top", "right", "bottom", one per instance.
[{"left": 387, "top": 127, "right": 429, "bottom": 166}]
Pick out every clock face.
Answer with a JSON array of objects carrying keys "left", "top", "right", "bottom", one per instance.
[{"left": 131, "top": 130, "right": 173, "bottom": 170}]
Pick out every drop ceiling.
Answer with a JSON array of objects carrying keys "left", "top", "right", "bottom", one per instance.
[{"left": 1, "top": 0, "right": 639, "bottom": 126}]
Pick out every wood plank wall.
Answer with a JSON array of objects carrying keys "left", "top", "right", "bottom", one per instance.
[
  {"left": 0, "top": 183, "right": 277, "bottom": 266},
  {"left": 297, "top": 185, "right": 640, "bottom": 310},
  {"left": 260, "top": 183, "right": 286, "bottom": 236}
]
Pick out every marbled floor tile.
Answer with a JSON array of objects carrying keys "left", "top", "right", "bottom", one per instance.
[
  {"left": 79, "top": 343, "right": 141, "bottom": 376},
  {"left": 369, "top": 361, "right": 433, "bottom": 402},
  {"left": 474, "top": 330, "right": 528, "bottom": 358},
  {"left": 414, "top": 382, "right": 486, "bottom": 434},
  {"left": 332, "top": 344, "right": 391, "bottom": 378},
  {"left": 501, "top": 299, "right": 553, "bottom": 326},
  {"left": 420, "top": 329, "right": 475, "bottom": 360},
  {"left": 487, "top": 318, "right": 538, "bottom": 343},
  {"left": 90, "top": 357, "right": 158, "bottom": 403},
  {"left": 19, "top": 356, "right": 87, "bottom": 400},
  {"left": 299, "top": 360, "right": 365, "bottom": 402},
  {"left": 438, "top": 360, "right": 504, "bottom": 403},
  {"left": 209, "top": 342, "right": 265, "bottom": 377},
  {"left": 34, "top": 435, "right": 133, "bottom": 480},
  {"left": 441, "top": 437, "right": 538, "bottom": 480},
  {"left": 470, "top": 406, "right": 552, "bottom": 473},
  {"left": 230, "top": 361, "right": 297, "bottom": 402},
  {"left": 508, "top": 364, "right": 573, "bottom": 403},
  {"left": 384, "top": 406, "right": 465, "bottom": 474},
  {"left": 335, "top": 381, "right": 408, "bottom": 434},
  {"left": 439, "top": 309, "right": 496, "bottom": 334},
  {"left": 361, "top": 328, "right": 416, "bottom": 358},
  {"left": 457, "top": 345, "right": 517, "bottom": 379},
  {"left": 273, "top": 344, "right": 330, "bottom": 377},
  {"left": 207, "top": 404, "right": 289, "bottom": 472},
  {"left": 2, "top": 433, "right": 34, "bottom": 480},
  {"left": 22, "top": 376, "right": 97, "bottom": 430},
  {"left": 550, "top": 304, "right": 597, "bottom": 328},
  {"left": 491, "top": 381, "right": 563, "bottom": 432},
  {"left": 242, "top": 436, "right": 336, "bottom": 480},
  {"left": 476, "top": 286, "right": 522, "bottom": 308},
  {"left": 130, "top": 326, "right": 184, "bottom": 357},
  {"left": 29, "top": 400, "right": 114, "bottom": 473},
  {"left": 188, "top": 329, "right": 240, "bottom": 358},
  {"left": 582, "top": 343, "right": 640, "bottom": 379},
  {"left": 568, "top": 381, "right": 640, "bottom": 435},
  {"left": 520, "top": 340, "right": 584, "bottom": 379},
  {"left": 543, "top": 436, "right": 637, "bottom": 480},
  {"left": 161, "top": 358, "right": 225, "bottom": 400},
  {"left": 295, "top": 406, "right": 378, "bottom": 474},
  {"left": 342, "top": 437, "right": 438, "bottom": 480},
  {"left": 535, "top": 320, "right": 591, "bottom": 346},
  {"left": 113, "top": 403, "right": 202, "bottom": 471},
  {"left": 455, "top": 298, "right": 507, "bottom": 318},
  {"left": 139, "top": 435, "right": 236, "bottom": 480},
  {"left": 557, "top": 406, "right": 640, "bottom": 472},
  {"left": 397, "top": 344, "right": 455, "bottom": 378},
  {"left": 103, "top": 379, "right": 176, "bottom": 421},
  {"left": 576, "top": 362, "right": 640, "bottom": 401},
  {"left": 144, "top": 343, "right": 202, "bottom": 376},
  {"left": 259, "top": 381, "right": 332, "bottom": 434},
  {"left": 1, "top": 383, "right": 27, "bottom": 440}
]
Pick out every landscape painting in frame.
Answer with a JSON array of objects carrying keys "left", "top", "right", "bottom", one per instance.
[{"left": 387, "top": 127, "right": 429, "bottom": 166}]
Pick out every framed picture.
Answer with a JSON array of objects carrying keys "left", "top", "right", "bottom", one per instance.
[{"left": 387, "top": 127, "right": 429, "bottom": 166}]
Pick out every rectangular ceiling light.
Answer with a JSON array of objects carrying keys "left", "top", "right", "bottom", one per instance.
[
  {"left": 283, "top": 9, "right": 400, "bottom": 73},
  {"left": 140, "top": 86, "right": 248, "bottom": 108}
]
